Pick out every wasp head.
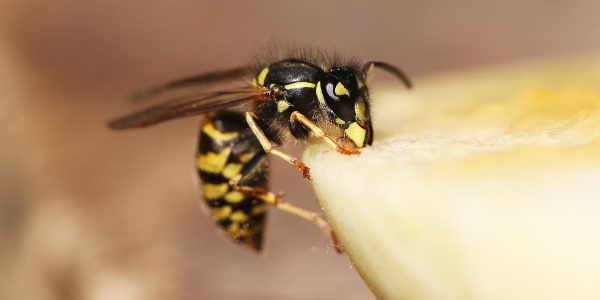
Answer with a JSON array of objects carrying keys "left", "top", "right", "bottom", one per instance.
[{"left": 316, "top": 67, "right": 373, "bottom": 148}]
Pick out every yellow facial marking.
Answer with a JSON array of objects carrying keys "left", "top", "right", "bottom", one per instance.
[
  {"left": 202, "top": 122, "right": 239, "bottom": 141},
  {"left": 229, "top": 211, "right": 249, "bottom": 222},
  {"left": 277, "top": 100, "right": 290, "bottom": 112},
  {"left": 284, "top": 82, "right": 316, "bottom": 90},
  {"left": 222, "top": 163, "right": 243, "bottom": 179},
  {"left": 335, "top": 118, "right": 346, "bottom": 125},
  {"left": 212, "top": 205, "right": 232, "bottom": 221},
  {"left": 357, "top": 80, "right": 364, "bottom": 89},
  {"left": 257, "top": 67, "right": 269, "bottom": 86},
  {"left": 202, "top": 183, "right": 229, "bottom": 199},
  {"left": 356, "top": 96, "right": 367, "bottom": 122},
  {"left": 316, "top": 81, "right": 325, "bottom": 103},
  {"left": 345, "top": 122, "right": 367, "bottom": 148},
  {"left": 197, "top": 148, "right": 231, "bottom": 173},
  {"left": 224, "top": 191, "right": 245, "bottom": 203},
  {"left": 335, "top": 82, "right": 350, "bottom": 96}
]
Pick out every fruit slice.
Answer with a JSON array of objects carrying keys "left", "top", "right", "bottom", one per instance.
[{"left": 303, "top": 56, "right": 600, "bottom": 300}]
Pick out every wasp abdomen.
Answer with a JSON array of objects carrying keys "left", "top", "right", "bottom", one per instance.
[{"left": 196, "top": 110, "right": 268, "bottom": 251}]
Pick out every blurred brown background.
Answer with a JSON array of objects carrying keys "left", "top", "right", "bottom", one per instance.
[{"left": 1, "top": 1, "right": 599, "bottom": 299}]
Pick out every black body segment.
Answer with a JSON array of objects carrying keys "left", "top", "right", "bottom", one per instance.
[
  {"left": 197, "top": 110, "right": 268, "bottom": 251},
  {"left": 262, "top": 59, "right": 322, "bottom": 86}
]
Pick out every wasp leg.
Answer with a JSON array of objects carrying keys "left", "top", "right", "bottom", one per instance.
[
  {"left": 290, "top": 111, "right": 360, "bottom": 156},
  {"left": 244, "top": 111, "right": 311, "bottom": 179},
  {"left": 228, "top": 165, "right": 343, "bottom": 253}
]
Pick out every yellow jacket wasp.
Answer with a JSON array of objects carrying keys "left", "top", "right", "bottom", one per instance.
[{"left": 108, "top": 49, "right": 411, "bottom": 252}]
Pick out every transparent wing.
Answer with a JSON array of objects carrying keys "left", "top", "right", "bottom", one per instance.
[
  {"left": 130, "top": 66, "right": 251, "bottom": 102},
  {"left": 108, "top": 86, "right": 269, "bottom": 129}
]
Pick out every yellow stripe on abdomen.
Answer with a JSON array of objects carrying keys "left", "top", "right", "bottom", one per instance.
[
  {"left": 197, "top": 148, "right": 232, "bottom": 173},
  {"left": 202, "top": 122, "right": 239, "bottom": 141}
]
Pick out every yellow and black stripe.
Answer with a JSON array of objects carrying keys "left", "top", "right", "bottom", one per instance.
[{"left": 196, "top": 110, "right": 269, "bottom": 251}]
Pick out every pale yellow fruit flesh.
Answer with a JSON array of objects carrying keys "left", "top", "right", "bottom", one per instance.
[{"left": 303, "top": 56, "right": 600, "bottom": 300}]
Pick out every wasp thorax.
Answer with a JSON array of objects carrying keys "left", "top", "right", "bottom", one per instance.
[{"left": 320, "top": 69, "right": 359, "bottom": 122}]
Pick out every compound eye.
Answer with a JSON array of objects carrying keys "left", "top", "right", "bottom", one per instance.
[{"left": 321, "top": 72, "right": 358, "bottom": 122}]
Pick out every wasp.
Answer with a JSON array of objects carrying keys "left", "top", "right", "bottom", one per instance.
[{"left": 108, "top": 48, "right": 411, "bottom": 252}]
